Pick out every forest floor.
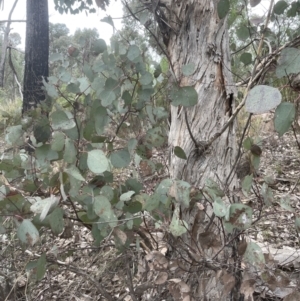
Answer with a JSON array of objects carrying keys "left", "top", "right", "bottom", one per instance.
[{"left": 1, "top": 119, "right": 300, "bottom": 300}]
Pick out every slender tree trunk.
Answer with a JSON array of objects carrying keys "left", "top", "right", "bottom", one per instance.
[
  {"left": 149, "top": 1, "right": 239, "bottom": 300},
  {"left": 0, "top": 0, "right": 18, "bottom": 88},
  {"left": 22, "top": 0, "right": 49, "bottom": 113}
]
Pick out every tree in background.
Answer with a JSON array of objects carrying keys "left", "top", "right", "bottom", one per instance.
[
  {"left": 0, "top": 0, "right": 19, "bottom": 89},
  {"left": 22, "top": 0, "right": 49, "bottom": 113}
]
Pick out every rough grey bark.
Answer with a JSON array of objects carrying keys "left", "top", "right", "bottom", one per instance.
[
  {"left": 22, "top": 0, "right": 49, "bottom": 113},
  {"left": 0, "top": 0, "right": 18, "bottom": 88},
  {"left": 166, "top": 1, "right": 237, "bottom": 188},
  {"left": 145, "top": 1, "right": 239, "bottom": 300}
]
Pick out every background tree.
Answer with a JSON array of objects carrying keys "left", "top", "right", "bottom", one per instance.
[
  {"left": 0, "top": 0, "right": 18, "bottom": 88},
  {"left": 22, "top": 0, "right": 49, "bottom": 113}
]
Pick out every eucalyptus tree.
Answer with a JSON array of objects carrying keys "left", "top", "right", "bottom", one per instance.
[{"left": 2, "top": 0, "right": 300, "bottom": 300}]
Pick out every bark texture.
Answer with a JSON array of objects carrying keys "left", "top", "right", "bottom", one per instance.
[
  {"left": 148, "top": 1, "right": 239, "bottom": 300},
  {"left": 166, "top": 1, "right": 237, "bottom": 188},
  {"left": 22, "top": 0, "right": 49, "bottom": 113}
]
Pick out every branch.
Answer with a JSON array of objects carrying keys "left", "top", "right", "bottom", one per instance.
[{"left": 0, "top": 19, "right": 26, "bottom": 23}]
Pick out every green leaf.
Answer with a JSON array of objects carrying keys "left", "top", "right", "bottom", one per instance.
[
  {"left": 120, "top": 191, "right": 135, "bottom": 202},
  {"left": 34, "top": 116, "right": 51, "bottom": 143},
  {"left": 58, "top": 66, "right": 71, "bottom": 82},
  {"left": 5, "top": 125, "right": 23, "bottom": 146},
  {"left": 144, "top": 194, "right": 160, "bottom": 211},
  {"left": 51, "top": 110, "right": 76, "bottom": 131},
  {"left": 140, "top": 72, "right": 153, "bottom": 85},
  {"left": 64, "top": 138, "right": 77, "bottom": 164},
  {"left": 182, "top": 63, "right": 195, "bottom": 76},
  {"left": 250, "top": 0, "right": 261, "bottom": 7},
  {"left": 36, "top": 145, "right": 59, "bottom": 166},
  {"left": 245, "top": 85, "right": 281, "bottom": 114},
  {"left": 93, "top": 195, "right": 116, "bottom": 223},
  {"left": 125, "top": 201, "right": 142, "bottom": 214},
  {"left": 78, "top": 77, "right": 91, "bottom": 94},
  {"left": 49, "top": 53, "right": 63, "bottom": 62},
  {"left": 236, "top": 25, "right": 250, "bottom": 41},
  {"left": 101, "top": 16, "right": 114, "bottom": 27},
  {"left": 240, "top": 53, "right": 252, "bottom": 66},
  {"left": 36, "top": 253, "right": 47, "bottom": 281},
  {"left": 170, "top": 180, "right": 191, "bottom": 208},
  {"left": 43, "top": 79, "right": 58, "bottom": 98},
  {"left": 126, "top": 178, "right": 143, "bottom": 194},
  {"left": 51, "top": 131, "right": 65, "bottom": 151},
  {"left": 154, "top": 63, "right": 162, "bottom": 78},
  {"left": 127, "top": 45, "right": 140, "bottom": 62},
  {"left": 87, "top": 150, "right": 109, "bottom": 174},
  {"left": 242, "top": 175, "right": 253, "bottom": 195},
  {"left": 204, "top": 179, "right": 225, "bottom": 198},
  {"left": 65, "top": 165, "right": 85, "bottom": 181},
  {"left": 174, "top": 146, "right": 187, "bottom": 160},
  {"left": 170, "top": 86, "right": 198, "bottom": 107},
  {"left": 100, "top": 89, "right": 116, "bottom": 107},
  {"left": 169, "top": 207, "right": 188, "bottom": 236},
  {"left": 243, "top": 137, "right": 253, "bottom": 150},
  {"left": 217, "top": 0, "right": 230, "bottom": 19},
  {"left": 94, "top": 106, "right": 108, "bottom": 135},
  {"left": 274, "top": 0, "right": 288, "bottom": 14},
  {"left": 274, "top": 102, "right": 295, "bottom": 136},
  {"left": 66, "top": 82, "right": 80, "bottom": 94},
  {"left": 243, "top": 241, "right": 265, "bottom": 267},
  {"left": 145, "top": 127, "right": 165, "bottom": 147},
  {"left": 155, "top": 179, "right": 172, "bottom": 204},
  {"left": 17, "top": 219, "right": 39, "bottom": 246},
  {"left": 122, "top": 91, "right": 132, "bottom": 106},
  {"left": 91, "top": 39, "right": 107, "bottom": 55},
  {"left": 213, "top": 197, "right": 227, "bottom": 217},
  {"left": 276, "top": 48, "right": 300, "bottom": 78},
  {"left": 110, "top": 149, "right": 131, "bottom": 168},
  {"left": 83, "top": 63, "right": 94, "bottom": 82},
  {"left": 49, "top": 207, "right": 64, "bottom": 235}
]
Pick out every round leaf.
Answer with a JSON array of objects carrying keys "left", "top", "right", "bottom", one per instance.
[
  {"left": 170, "top": 86, "right": 198, "bottom": 107},
  {"left": 274, "top": 0, "right": 288, "bottom": 15},
  {"left": 182, "top": 63, "right": 195, "bottom": 76},
  {"left": 87, "top": 150, "right": 109, "bottom": 174},
  {"left": 110, "top": 149, "right": 131, "bottom": 168},
  {"left": 237, "top": 25, "right": 250, "bottom": 41},
  {"left": 127, "top": 45, "right": 140, "bottom": 62},
  {"left": 240, "top": 53, "right": 252, "bottom": 66},
  {"left": 17, "top": 219, "right": 39, "bottom": 246},
  {"left": 245, "top": 85, "right": 281, "bottom": 114},
  {"left": 276, "top": 48, "right": 300, "bottom": 78}
]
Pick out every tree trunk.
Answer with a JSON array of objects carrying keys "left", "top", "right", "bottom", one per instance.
[
  {"left": 152, "top": 1, "right": 239, "bottom": 300},
  {"left": 0, "top": 0, "right": 18, "bottom": 88},
  {"left": 22, "top": 0, "right": 49, "bottom": 113}
]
